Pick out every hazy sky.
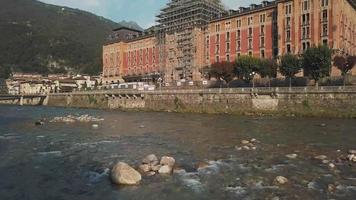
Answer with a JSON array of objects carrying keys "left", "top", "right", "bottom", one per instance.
[{"left": 39, "top": 0, "right": 260, "bottom": 28}]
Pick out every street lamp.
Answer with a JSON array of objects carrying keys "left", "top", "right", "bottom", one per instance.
[{"left": 250, "top": 72, "right": 256, "bottom": 90}]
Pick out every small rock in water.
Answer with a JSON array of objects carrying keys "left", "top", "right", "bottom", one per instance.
[
  {"left": 319, "top": 123, "right": 327, "bottom": 127},
  {"left": 196, "top": 162, "right": 209, "bottom": 170},
  {"left": 348, "top": 150, "right": 356, "bottom": 154},
  {"left": 241, "top": 140, "right": 250, "bottom": 145},
  {"left": 328, "top": 184, "right": 336, "bottom": 193},
  {"left": 347, "top": 154, "right": 356, "bottom": 162},
  {"left": 146, "top": 171, "right": 156, "bottom": 176},
  {"left": 173, "top": 168, "right": 186, "bottom": 174},
  {"left": 242, "top": 146, "right": 250, "bottom": 150},
  {"left": 160, "top": 156, "right": 175, "bottom": 167},
  {"left": 35, "top": 120, "right": 45, "bottom": 126},
  {"left": 322, "top": 160, "right": 330, "bottom": 164},
  {"left": 158, "top": 165, "right": 172, "bottom": 174},
  {"left": 111, "top": 162, "right": 141, "bottom": 185},
  {"left": 92, "top": 124, "right": 99, "bottom": 129},
  {"left": 150, "top": 164, "right": 161, "bottom": 172},
  {"left": 274, "top": 176, "right": 288, "bottom": 185},
  {"left": 139, "top": 125, "right": 145, "bottom": 128},
  {"left": 235, "top": 146, "right": 242, "bottom": 151},
  {"left": 142, "top": 154, "right": 159, "bottom": 165},
  {"left": 328, "top": 163, "right": 336, "bottom": 169},
  {"left": 314, "top": 155, "right": 327, "bottom": 160},
  {"left": 286, "top": 154, "right": 298, "bottom": 159},
  {"left": 138, "top": 164, "right": 151, "bottom": 173},
  {"left": 250, "top": 138, "right": 257, "bottom": 143}
]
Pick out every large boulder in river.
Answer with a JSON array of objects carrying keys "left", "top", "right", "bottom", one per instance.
[
  {"left": 142, "top": 154, "right": 159, "bottom": 165},
  {"left": 111, "top": 162, "right": 141, "bottom": 185},
  {"left": 160, "top": 156, "right": 175, "bottom": 167}
]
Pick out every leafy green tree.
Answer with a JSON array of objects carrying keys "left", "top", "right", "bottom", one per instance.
[
  {"left": 0, "top": 65, "right": 12, "bottom": 79},
  {"left": 334, "top": 55, "right": 356, "bottom": 75},
  {"left": 209, "top": 61, "right": 235, "bottom": 86},
  {"left": 258, "top": 59, "right": 278, "bottom": 78},
  {"left": 279, "top": 54, "right": 301, "bottom": 87},
  {"left": 234, "top": 56, "right": 260, "bottom": 82},
  {"left": 302, "top": 45, "right": 332, "bottom": 86}
]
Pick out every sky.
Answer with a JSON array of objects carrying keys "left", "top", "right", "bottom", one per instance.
[{"left": 39, "top": 0, "right": 260, "bottom": 28}]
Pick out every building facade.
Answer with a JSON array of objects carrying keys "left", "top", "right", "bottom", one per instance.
[{"left": 102, "top": 0, "right": 356, "bottom": 85}]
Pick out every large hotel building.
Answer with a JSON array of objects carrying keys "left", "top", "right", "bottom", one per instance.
[{"left": 102, "top": 0, "right": 356, "bottom": 84}]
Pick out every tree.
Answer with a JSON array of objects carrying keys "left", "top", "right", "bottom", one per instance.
[
  {"left": 279, "top": 54, "right": 301, "bottom": 78},
  {"left": 0, "top": 65, "right": 12, "bottom": 79},
  {"left": 234, "top": 56, "right": 260, "bottom": 82},
  {"left": 334, "top": 55, "right": 356, "bottom": 75},
  {"left": 279, "top": 54, "right": 301, "bottom": 87},
  {"left": 258, "top": 58, "right": 278, "bottom": 78},
  {"left": 209, "top": 61, "right": 235, "bottom": 86},
  {"left": 302, "top": 45, "right": 332, "bottom": 86}
]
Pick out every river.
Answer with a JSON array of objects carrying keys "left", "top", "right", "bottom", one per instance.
[{"left": 0, "top": 105, "right": 355, "bottom": 200}]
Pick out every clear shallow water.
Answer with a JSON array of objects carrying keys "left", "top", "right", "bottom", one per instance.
[{"left": 0, "top": 105, "right": 355, "bottom": 200}]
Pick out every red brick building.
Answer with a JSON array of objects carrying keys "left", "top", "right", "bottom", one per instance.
[{"left": 102, "top": 0, "right": 356, "bottom": 84}]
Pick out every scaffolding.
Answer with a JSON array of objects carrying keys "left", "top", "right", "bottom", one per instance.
[{"left": 156, "top": 0, "right": 226, "bottom": 82}]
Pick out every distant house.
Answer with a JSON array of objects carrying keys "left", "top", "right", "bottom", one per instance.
[
  {"left": 55, "top": 79, "right": 78, "bottom": 93},
  {"left": 19, "top": 80, "right": 52, "bottom": 94}
]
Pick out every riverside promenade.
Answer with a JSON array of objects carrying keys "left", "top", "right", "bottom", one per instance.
[
  {"left": 1, "top": 86, "right": 356, "bottom": 117},
  {"left": 45, "top": 86, "right": 356, "bottom": 118}
]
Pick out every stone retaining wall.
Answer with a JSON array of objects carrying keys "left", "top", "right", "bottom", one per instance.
[{"left": 46, "top": 88, "right": 356, "bottom": 117}]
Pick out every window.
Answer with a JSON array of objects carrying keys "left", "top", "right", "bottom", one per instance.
[
  {"left": 248, "top": 16, "right": 253, "bottom": 25},
  {"left": 322, "top": 10, "right": 328, "bottom": 21},
  {"left": 286, "top": 30, "right": 291, "bottom": 41},
  {"left": 248, "top": 38, "right": 252, "bottom": 49},
  {"left": 261, "top": 50, "right": 265, "bottom": 58},
  {"left": 248, "top": 51, "right": 252, "bottom": 56},
  {"left": 216, "top": 44, "right": 220, "bottom": 54},
  {"left": 322, "top": 24, "right": 328, "bottom": 36},
  {"left": 302, "top": 14, "right": 310, "bottom": 25},
  {"left": 321, "top": 0, "right": 328, "bottom": 7},
  {"left": 146, "top": 48, "right": 148, "bottom": 63},
  {"left": 226, "top": 32, "right": 230, "bottom": 42},
  {"left": 286, "top": 17, "right": 291, "bottom": 27},
  {"left": 287, "top": 44, "right": 291, "bottom": 53},
  {"left": 303, "top": 0, "right": 309, "bottom": 11},
  {"left": 215, "top": 24, "right": 220, "bottom": 32},
  {"left": 260, "top": 25, "right": 265, "bottom": 35},
  {"left": 237, "top": 40, "right": 241, "bottom": 51},
  {"left": 285, "top": 4, "right": 292, "bottom": 15},
  {"left": 248, "top": 27, "right": 253, "bottom": 37},
  {"left": 237, "top": 53, "right": 241, "bottom": 57},
  {"left": 226, "top": 42, "right": 230, "bottom": 52},
  {"left": 225, "top": 21, "right": 231, "bottom": 30},
  {"left": 237, "top": 30, "right": 241, "bottom": 39},
  {"left": 237, "top": 19, "right": 242, "bottom": 28},
  {"left": 215, "top": 56, "right": 220, "bottom": 62},
  {"left": 261, "top": 37, "right": 265, "bottom": 47},
  {"left": 226, "top": 54, "right": 230, "bottom": 62},
  {"left": 323, "top": 39, "right": 328, "bottom": 45},
  {"left": 260, "top": 14, "right": 266, "bottom": 23},
  {"left": 216, "top": 34, "right": 220, "bottom": 43}
]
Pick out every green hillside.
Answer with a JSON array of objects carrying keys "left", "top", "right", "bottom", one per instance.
[{"left": 0, "top": 0, "right": 123, "bottom": 75}]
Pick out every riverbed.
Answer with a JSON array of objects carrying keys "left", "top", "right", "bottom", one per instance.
[{"left": 0, "top": 105, "right": 355, "bottom": 199}]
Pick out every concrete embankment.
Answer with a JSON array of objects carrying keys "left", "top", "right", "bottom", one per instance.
[{"left": 42, "top": 87, "right": 356, "bottom": 118}]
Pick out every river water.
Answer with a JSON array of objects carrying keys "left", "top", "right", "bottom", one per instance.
[{"left": 0, "top": 105, "right": 355, "bottom": 200}]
